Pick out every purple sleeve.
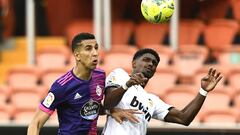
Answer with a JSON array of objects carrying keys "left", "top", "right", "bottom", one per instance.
[{"left": 39, "top": 81, "right": 65, "bottom": 115}]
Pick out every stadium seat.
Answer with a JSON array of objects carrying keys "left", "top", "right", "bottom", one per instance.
[
  {"left": 36, "top": 47, "right": 70, "bottom": 70},
  {"left": 102, "top": 53, "right": 133, "bottom": 75},
  {"left": 198, "top": 0, "right": 231, "bottom": 20},
  {"left": 135, "top": 22, "right": 168, "bottom": 47},
  {"left": 201, "top": 109, "right": 238, "bottom": 126},
  {"left": 202, "top": 90, "right": 232, "bottom": 112},
  {"left": 179, "top": 19, "right": 205, "bottom": 45},
  {"left": 7, "top": 66, "right": 40, "bottom": 92},
  {"left": 163, "top": 85, "right": 196, "bottom": 110},
  {"left": 145, "top": 69, "right": 178, "bottom": 97},
  {"left": 228, "top": 68, "right": 240, "bottom": 92},
  {"left": 0, "top": 85, "right": 10, "bottom": 102},
  {"left": 41, "top": 68, "right": 68, "bottom": 89},
  {"left": 204, "top": 19, "right": 239, "bottom": 52},
  {"left": 194, "top": 65, "right": 228, "bottom": 90},
  {"left": 217, "top": 46, "right": 240, "bottom": 66},
  {"left": 65, "top": 20, "right": 93, "bottom": 45},
  {"left": 11, "top": 92, "right": 40, "bottom": 112},
  {"left": 233, "top": 92, "right": 240, "bottom": 109},
  {"left": 108, "top": 45, "right": 138, "bottom": 54},
  {"left": 0, "top": 110, "right": 11, "bottom": 123},
  {"left": 13, "top": 110, "right": 36, "bottom": 124},
  {"left": 112, "top": 21, "right": 134, "bottom": 45},
  {"left": 172, "top": 50, "right": 205, "bottom": 82},
  {"left": 230, "top": 0, "right": 240, "bottom": 21},
  {"left": 45, "top": 0, "right": 93, "bottom": 35},
  {"left": 178, "top": 45, "right": 209, "bottom": 61}
]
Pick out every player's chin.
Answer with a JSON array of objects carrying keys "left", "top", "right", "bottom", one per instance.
[
  {"left": 89, "top": 64, "right": 97, "bottom": 70},
  {"left": 143, "top": 71, "right": 153, "bottom": 79}
]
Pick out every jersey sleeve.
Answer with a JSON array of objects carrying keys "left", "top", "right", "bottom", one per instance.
[
  {"left": 39, "top": 81, "right": 65, "bottom": 115},
  {"left": 105, "top": 68, "right": 130, "bottom": 88},
  {"left": 151, "top": 95, "right": 172, "bottom": 121}
]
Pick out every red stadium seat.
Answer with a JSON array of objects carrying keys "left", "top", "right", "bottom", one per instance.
[
  {"left": 112, "top": 21, "right": 134, "bottom": 45},
  {"left": 65, "top": 20, "right": 93, "bottom": 45},
  {"left": 201, "top": 109, "right": 238, "bottom": 126},
  {"left": 172, "top": 50, "right": 205, "bottom": 82},
  {"left": 233, "top": 92, "right": 240, "bottom": 109},
  {"left": 194, "top": 65, "right": 228, "bottom": 90},
  {"left": 102, "top": 53, "right": 133, "bottom": 75},
  {"left": 204, "top": 19, "right": 239, "bottom": 52},
  {"left": 217, "top": 46, "right": 240, "bottom": 66},
  {"left": 41, "top": 68, "right": 68, "bottom": 89},
  {"left": 11, "top": 92, "right": 40, "bottom": 112},
  {"left": 108, "top": 45, "right": 138, "bottom": 54},
  {"left": 230, "top": 0, "right": 240, "bottom": 21},
  {"left": 198, "top": 0, "right": 231, "bottom": 20},
  {"left": 0, "top": 110, "right": 11, "bottom": 122},
  {"left": 36, "top": 47, "right": 70, "bottom": 70},
  {"left": 135, "top": 22, "right": 168, "bottom": 47},
  {"left": 202, "top": 90, "right": 232, "bottom": 112},
  {"left": 13, "top": 110, "right": 36, "bottom": 124},
  {"left": 179, "top": 19, "right": 205, "bottom": 45},
  {"left": 0, "top": 85, "right": 10, "bottom": 102},
  {"left": 145, "top": 69, "right": 178, "bottom": 97},
  {"left": 7, "top": 65, "right": 39, "bottom": 92},
  {"left": 163, "top": 85, "right": 196, "bottom": 110},
  {"left": 228, "top": 68, "right": 240, "bottom": 92}
]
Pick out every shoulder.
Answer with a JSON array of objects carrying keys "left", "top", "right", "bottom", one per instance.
[
  {"left": 147, "top": 93, "right": 163, "bottom": 102},
  {"left": 50, "top": 70, "right": 73, "bottom": 92},
  {"left": 94, "top": 68, "right": 105, "bottom": 74},
  {"left": 93, "top": 68, "right": 106, "bottom": 79},
  {"left": 108, "top": 68, "right": 128, "bottom": 77},
  {"left": 112, "top": 68, "right": 127, "bottom": 74}
]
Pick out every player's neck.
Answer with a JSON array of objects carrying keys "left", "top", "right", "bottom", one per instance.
[{"left": 73, "top": 64, "right": 92, "bottom": 81}]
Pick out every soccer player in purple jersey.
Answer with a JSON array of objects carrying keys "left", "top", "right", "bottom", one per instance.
[{"left": 27, "top": 33, "right": 139, "bottom": 135}]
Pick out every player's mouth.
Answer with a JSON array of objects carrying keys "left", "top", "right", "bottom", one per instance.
[
  {"left": 92, "top": 59, "right": 98, "bottom": 65},
  {"left": 145, "top": 67, "right": 152, "bottom": 73}
]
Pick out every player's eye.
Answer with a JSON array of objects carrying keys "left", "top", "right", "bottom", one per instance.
[
  {"left": 85, "top": 45, "right": 92, "bottom": 51},
  {"left": 95, "top": 44, "right": 99, "bottom": 50}
]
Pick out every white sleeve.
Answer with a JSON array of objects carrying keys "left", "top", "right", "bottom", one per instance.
[
  {"left": 105, "top": 68, "right": 130, "bottom": 88},
  {"left": 151, "top": 94, "right": 172, "bottom": 121}
]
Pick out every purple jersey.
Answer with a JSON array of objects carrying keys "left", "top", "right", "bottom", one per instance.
[{"left": 39, "top": 68, "right": 105, "bottom": 135}]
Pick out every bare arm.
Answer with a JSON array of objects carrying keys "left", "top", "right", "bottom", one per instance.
[
  {"left": 104, "top": 73, "right": 147, "bottom": 109},
  {"left": 104, "top": 86, "right": 127, "bottom": 110},
  {"left": 27, "top": 108, "right": 50, "bottom": 135},
  {"left": 164, "top": 68, "right": 222, "bottom": 126}
]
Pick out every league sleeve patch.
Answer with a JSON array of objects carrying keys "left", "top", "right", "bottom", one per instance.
[{"left": 43, "top": 92, "right": 55, "bottom": 108}]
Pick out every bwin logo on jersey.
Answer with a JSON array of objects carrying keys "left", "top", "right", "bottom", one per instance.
[{"left": 130, "top": 96, "right": 151, "bottom": 121}]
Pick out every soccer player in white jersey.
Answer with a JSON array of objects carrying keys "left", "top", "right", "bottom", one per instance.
[{"left": 102, "top": 48, "right": 222, "bottom": 135}]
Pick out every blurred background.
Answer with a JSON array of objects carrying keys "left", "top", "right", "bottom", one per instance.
[{"left": 0, "top": 0, "right": 240, "bottom": 134}]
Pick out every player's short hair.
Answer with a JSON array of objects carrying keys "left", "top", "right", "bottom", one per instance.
[
  {"left": 71, "top": 32, "right": 96, "bottom": 52},
  {"left": 133, "top": 48, "right": 160, "bottom": 64}
]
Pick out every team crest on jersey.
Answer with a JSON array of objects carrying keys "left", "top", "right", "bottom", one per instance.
[
  {"left": 107, "top": 74, "right": 117, "bottom": 86},
  {"left": 80, "top": 99, "right": 100, "bottom": 120},
  {"left": 43, "top": 92, "right": 55, "bottom": 108},
  {"left": 148, "top": 98, "right": 153, "bottom": 108},
  {"left": 96, "top": 85, "right": 102, "bottom": 96}
]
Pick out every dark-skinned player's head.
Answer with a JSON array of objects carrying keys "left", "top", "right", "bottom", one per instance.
[
  {"left": 132, "top": 48, "right": 160, "bottom": 79},
  {"left": 71, "top": 33, "right": 99, "bottom": 69}
]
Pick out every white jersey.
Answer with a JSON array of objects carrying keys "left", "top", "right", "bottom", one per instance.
[{"left": 102, "top": 68, "right": 172, "bottom": 135}]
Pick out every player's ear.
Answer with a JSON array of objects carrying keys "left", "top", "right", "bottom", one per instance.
[
  {"left": 132, "top": 60, "right": 136, "bottom": 69},
  {"left": 74, "top": 49, "right": 81, "bottom": 61}
]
